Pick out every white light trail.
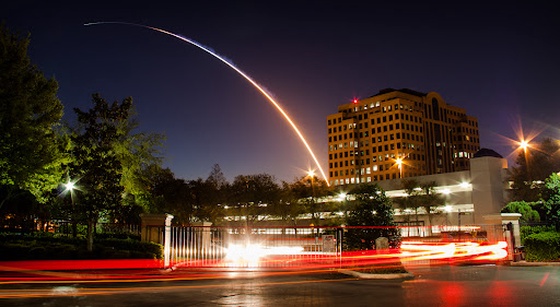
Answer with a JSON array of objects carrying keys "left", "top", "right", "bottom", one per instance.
[{"left": 85, "top": 21, "right": 329, "bottom": 185}]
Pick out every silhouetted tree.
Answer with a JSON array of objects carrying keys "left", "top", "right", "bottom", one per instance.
[
  {"left": 144, "top": 166, "right": 195, "bottom": 225},
  {"left": 228, "top": 174, "right": 280, "bottom": 226},
  {"left": 290, "top": 174, "right": 330, "bottom": 226},
  {"left": 345, "top": 184, "right": 400, "bottom": 250},
  {"left": 419, "top": 181, "right": 445, "bottom": 235},
  {"left": 268, "top": 181, "right": 305, "bottom": 228},
  {"left": 199, "top": 164, "right": 229, "bottom": 224},
  {"left": 394, "top": 179, "right": 423, "bottom": 235},
  {"left": 510, "top": 138, "right": 560, "bottom": 202}
]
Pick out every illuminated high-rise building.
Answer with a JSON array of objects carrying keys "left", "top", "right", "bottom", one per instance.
[{"left": 327, "top": 88, "right": 480, "bottom": 186}]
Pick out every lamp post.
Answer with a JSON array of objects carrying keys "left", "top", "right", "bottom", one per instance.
[
  {"left": 308, "top": 170, "right": 316, "bottom": 200},
  {"left": 395, "top": 157, "right": 403, "bottom": 178},
  {"left": 444, "top": 205, "right": 452, "bottom": 230},
  {"left": 307, "top": 170, "right": 318, "bottom": 244},
  {"left": 62, "top": 178, "right": 81, "bottom": 202},
  {"left": 62, "top": 178, "right": 78, "bottom": 237},
  {"left": 519, "top": 139, "right": 531, "bottom": 181}
]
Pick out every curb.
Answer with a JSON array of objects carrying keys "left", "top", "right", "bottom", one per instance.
[
  {"left": 508, "top": 261, "right": 560, "bottom": 267},
  {"left": 338, "top": 269, "right": 415, "bottom": 280}
]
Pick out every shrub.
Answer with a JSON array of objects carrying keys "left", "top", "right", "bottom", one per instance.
[
  {"left": 95, "top": 232, "right": 141, "bottom": 241},
  {"left": 96, "top": 238, "right": 163, "bottom": 259},
  {"left": 0, "top": 233, "right": 162, "bottom": 260},
  {"left": 523, "top": 231, "right": 560, "bottom": 262},
  {"left": 520, "top": 225, "right": 555, "bottom": 245}
]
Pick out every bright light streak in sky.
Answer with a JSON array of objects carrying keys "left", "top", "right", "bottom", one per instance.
[{"left": 84, "top": 22, "right": 329, "bottom": 185}]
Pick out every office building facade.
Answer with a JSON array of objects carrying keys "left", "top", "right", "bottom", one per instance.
[{"left": 327, "top": 88, "right": 480, "bottom": 186}]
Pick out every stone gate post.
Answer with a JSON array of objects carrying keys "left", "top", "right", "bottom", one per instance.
[{"left": 140, "top": 213, "right": 174, "bottom": 268}]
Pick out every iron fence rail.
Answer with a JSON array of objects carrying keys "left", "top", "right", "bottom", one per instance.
[
  {"left": 164, "top": 226, "right": 343, "bottom": 269},
  {"left": 160, "top": 224, "right": 508, "bottom": 269}
]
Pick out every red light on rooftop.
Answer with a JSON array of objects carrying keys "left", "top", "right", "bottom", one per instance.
[{"left": 352, "top": 98, "right": 358, "bottom": 104}]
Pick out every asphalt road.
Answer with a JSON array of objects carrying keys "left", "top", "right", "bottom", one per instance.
[{"left": 1, "top": 265, "right": 559, "bottom": 306}]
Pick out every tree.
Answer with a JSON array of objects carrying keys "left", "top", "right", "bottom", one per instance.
[
  {"left": 394, "top": 179, "right": 444, "bottom": 236},
  {"left": 0, "top": 24, "right": 65, "bottom": 209},
  {"left": 69, "top": 94, "right": 131, "bottom": 251},
  {"left": 112, "top": 104, "right": 164, "bottom": 222},
  {"left": 267, "top": 181, "right": 305, "bottom": 227},
  {"left": 394, "top": 179, "right": 424, "bottom": 235},
  {"left": 146, "top": 166, "right": 195, "bottom": 225},
  {"left": 228, "top": 174, "right": 281, "bottom": 226},
  {"left": 206, "top": 164, "right": 228, "bottom": 191},
  {"left": 418, "top": 181, "right": 445, "bottom": 235},
  {"left": 345, "top": 183, "right": 400, "bottom": 250},
  {"left": 188, "top": 178, "right": 224, "bottom": 224},
  {"left": 501, "top": 201, "right": 541, "bottom": 224},
  {"left": 290, "top": 173, "right": 330, "bottom": 226},
  {"left": 199, "top": 164, "right": 228, "bottom": 224},
  {"left": 510, "top": 138, "right": 560, "bottom": 202},
  {"left": 540, "top": 173, "right": 560, "bottom": 231}
]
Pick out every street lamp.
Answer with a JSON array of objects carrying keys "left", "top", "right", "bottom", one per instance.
[
  {"left": 444, "top": 205, "right": 452, "bottom": 230},
  {"left": 395, "top": 157, "right": 403, "bottom": 178},
  {"left": 63, "top": 180, "right": 75, "bottom": 193},
  {"left": 518, "top": 138, "right": 532, "bottom": 181},
  {"left": 307, "top": 170, "right": 318, "bottom": 243},
  {"left": 60, "top": 178, "right": 79, "bottom": 237},
  {"left": 337, "top": 192, "right": 347, "bottom": 202},
  {"left": 307, "top": 170, "right": 316, "bottom": 179},
  {"left": 307, "top": 170, "right": 316, "bottom": 201},
  {"left": 519, "top": 139, "right": 529, "bottom": 151},
  {"left": 61, "top": 178, "right": 81, "bottom": 202}
]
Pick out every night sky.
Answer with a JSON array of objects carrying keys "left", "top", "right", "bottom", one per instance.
[{"left": 3, "top": 2, "right": 559, "bottom": 183}]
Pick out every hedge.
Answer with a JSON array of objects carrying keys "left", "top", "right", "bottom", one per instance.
[
  {"left": 523, "top": 231, "right": 560, "bottom": 262},
  {"left": 520, "top": 225, "right": 555, "bottom": 245},
  {"left": 0, "top": 233, "right": 162, "bottom": 261}
]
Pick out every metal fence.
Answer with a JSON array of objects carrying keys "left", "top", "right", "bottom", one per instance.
[
  {"left": 165, "top": 226, "right": 344, "bottom": 269},
  {"left": 144, "top": 224, "right": 513, "bottom": 269}
]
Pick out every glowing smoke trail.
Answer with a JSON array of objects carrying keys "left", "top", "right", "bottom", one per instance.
[{"left": 84, "top": 21, "right": 329, "bottom": 185}]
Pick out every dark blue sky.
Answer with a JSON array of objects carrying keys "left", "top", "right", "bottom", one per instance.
[{"left": 3, "top": 1, "right": 559, "bottom": 183}]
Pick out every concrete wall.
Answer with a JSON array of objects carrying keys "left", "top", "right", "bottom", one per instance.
[{"left": 375, "top": 154, "right": 511, "bottom": 234}]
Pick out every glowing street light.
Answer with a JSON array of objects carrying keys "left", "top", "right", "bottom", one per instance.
[
  {"left": 395, "top": 157, "right": 403, "bottom": 178},
  {"left": 337, "top": 192, "right": 347, "bottom": 202},
  {"left": 307, "top": 169, "right": 316, "bottom": 201},
  {"left": 519, "top": 139, "right": 530, "bottom": 151},
  {"left": 60, "top": 178, "right": 80, "bottom": 237},
  {"left": 63, "top": 180, "right": 75, "bottom": 193},
  {"left": 60, "top": 178, "right": 81, "bottom": 205},
  {"left": 307, "top": 169, "right": 316, "bottom": 178},
  {"left": 518, "top": 138, "right": 533, "bottom": 181}
]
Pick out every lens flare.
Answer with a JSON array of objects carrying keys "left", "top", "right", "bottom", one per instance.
[{"left": 84, "top": 21, "right": 329, "bottom": 185}]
